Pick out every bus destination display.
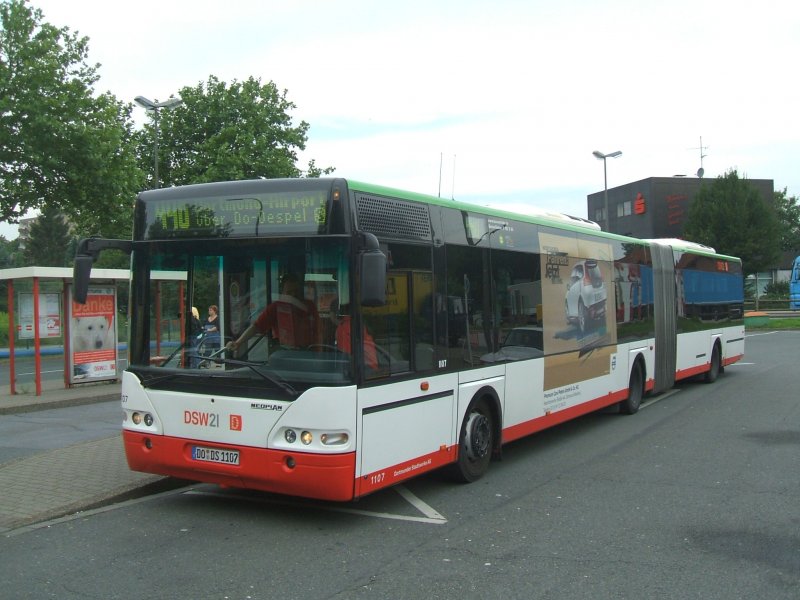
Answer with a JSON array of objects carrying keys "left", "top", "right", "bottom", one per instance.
[{"left": 144, "top": 191, "right": 328, "bottom": 239}]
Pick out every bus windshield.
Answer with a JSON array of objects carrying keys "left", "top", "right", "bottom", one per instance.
[{"left": 129, "top": 237, "right": 356, "bottom": 394}]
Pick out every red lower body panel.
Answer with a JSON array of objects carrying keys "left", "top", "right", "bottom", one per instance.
[
  {"left": 502, "top": 388, "right": 629, "bottom": 444},
  {"left": 123, "top": 431, "right": 356, "bottom": 501}
]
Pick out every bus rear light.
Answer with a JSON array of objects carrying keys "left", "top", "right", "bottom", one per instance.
[
  {"left": 321, "top": 433, "right": 349, "bottom": 446},
  {"left": 300, "top": 431, "right": 313, "bottom": 445},
  {"left": 132, "top": 412, "right": 142, "bottom": 425}
]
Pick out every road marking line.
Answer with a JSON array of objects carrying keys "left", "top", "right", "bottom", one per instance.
[
  {"left": 184, "top": 486, "right": 448, "bottom": 525},
  {"left": 393, "top": 485, "right": 447, "bottom": 521},
  {"left": 640, "top": 389, "right": 680, "bottom": 410},
  {"left": 3, "top": 485, "right": 188, "bottom": 537}
]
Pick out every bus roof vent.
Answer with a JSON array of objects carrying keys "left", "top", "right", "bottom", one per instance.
[
  {"left": 522, "top": 208, "right": 602, "bottom": 231},
  {"left": 355, "top": 194, "right": 432, "bottom": 241},
  {"left": 646, "top": 238, "right": 716, "bottom": 253}
]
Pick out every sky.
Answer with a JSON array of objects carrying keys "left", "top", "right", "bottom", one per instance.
[{"left": 4, "top": 0, "right": 799, "bottom": 239}]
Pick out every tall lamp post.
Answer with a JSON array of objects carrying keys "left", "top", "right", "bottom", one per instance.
[
  {"left": 134, "top": 96, "right": 183, "bottom": 188},
  {"left": 592, "top": 149, "right": 622, "bottom": 231}
]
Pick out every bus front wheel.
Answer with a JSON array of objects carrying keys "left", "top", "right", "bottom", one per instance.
[{"left": 449, "top": 398, "right": 494, "bottom": 483}]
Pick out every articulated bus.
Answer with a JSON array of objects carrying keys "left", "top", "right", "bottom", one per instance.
[{"left": 73, "top": 178, "right": 745, "bottom": 501}]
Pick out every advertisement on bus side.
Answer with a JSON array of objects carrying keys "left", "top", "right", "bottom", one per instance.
[{"left": 539, "top": 232, "right": 617, "bottom": 391}]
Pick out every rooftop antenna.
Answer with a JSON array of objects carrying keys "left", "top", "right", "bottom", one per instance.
[
  {"left": 438, "top": 152, "right": 443, "bottom": 197},
  {"left": 451, "top": 154, "right": 456, "bottom": 200},
  {"left": 691, "top": 136, "right": 708, "bottom": 178}
]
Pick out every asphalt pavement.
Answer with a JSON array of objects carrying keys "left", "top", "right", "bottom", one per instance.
[{"left": 0, "top": 377, "right": 164, "bottom": 534}]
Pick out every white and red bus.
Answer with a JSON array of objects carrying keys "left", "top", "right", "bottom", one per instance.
[{"left": 74, "top": 178, "right": 745, "bottom": 501}]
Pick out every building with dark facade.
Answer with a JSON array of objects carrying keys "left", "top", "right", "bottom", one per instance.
[
  {"left": 587, "top": 176, "right": 774, "bottom": 240},
  {"left": 586, "top": 176, "right": 799, "bottom": 294}
]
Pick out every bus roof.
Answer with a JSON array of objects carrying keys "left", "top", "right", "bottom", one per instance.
[{"left": 347, "top": 179, "right": 741, "bottom": 261}]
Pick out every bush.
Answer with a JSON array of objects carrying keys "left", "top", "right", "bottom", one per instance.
[
  {"left": 0, "top": 312, "right": 7, "bottom": 347},
  {"left": 762, "top": 281, "right": 789, "bottom": 299}
]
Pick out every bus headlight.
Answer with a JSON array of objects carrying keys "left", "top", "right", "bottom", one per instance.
[
  {"left": 132, "top": 412, "right": 154, "bottom": 426},
  {"left": 300, "top": 431, "right": 313, "bottom": 445},
  {"left": 284, "top": 429, "right": 297, "bottom": 444},
  {"left": 320, "top": 433, "right": 349, "bottom": 446}
]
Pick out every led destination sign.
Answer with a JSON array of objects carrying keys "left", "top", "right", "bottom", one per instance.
[{"left": 143, "top": 191, "right": 329, "bottom": 239}]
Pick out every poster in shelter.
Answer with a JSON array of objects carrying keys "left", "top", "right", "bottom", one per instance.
[
  {"left": 18, "top": 293, "right": 61, "bottom": 339},
  {"left": 69, "top": 286, "right": 118, "bottom": 383}
]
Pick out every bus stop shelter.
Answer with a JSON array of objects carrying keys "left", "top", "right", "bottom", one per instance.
[{"left": 1, "top": 266, "right": 185, "bottom": 396}]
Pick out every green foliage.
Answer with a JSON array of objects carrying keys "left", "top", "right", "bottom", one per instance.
[
  {"left": 772, "top": 187, "right": 800, "bottom": 252},
  {"left": 0, "top": 235, "right": 23, "bottom": 268},
  {"left": 683, "top": 169, "right": 781, "bottom": 277},
  {"left": 0, "top": 0, "right": 144, "bottom": 236},
  {"left": 135, "top": 75, "right": 334, "bottom": 187},
  {"left": 22, "top": 204, "right": 73, "bottom": 266},
  {"left": 0, "top": 311, "right": 7, "bottom": 346},
  {"left": 762, "top": 280, "right": 789, "bottom": 299}
]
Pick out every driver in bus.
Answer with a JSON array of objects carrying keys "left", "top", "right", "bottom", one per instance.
[{"left": 226, "top": 273, "right": 320, "bottom": 352}]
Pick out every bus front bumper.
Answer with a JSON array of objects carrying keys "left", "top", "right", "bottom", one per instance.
[{"left": 123, "top": 430, "right": 356, "bottom": 501}]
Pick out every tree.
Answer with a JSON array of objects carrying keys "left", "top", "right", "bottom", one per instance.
[
  {"left": 0, "top": 234, "right": 21, "bottom": 267},
  {"left": 136, "top": 75, "right": 333, "bottom": 187},
  {"left": 772, "top": 187, "right": 800, "bottom": 253},
  {"left": 683, "top": 169, "right": 780, "bottom": 277},
  {"left": 0, "top": 0, "right": 143, "bottom": 235},
  {"left": 21, "top": 204, "right": 73, "bottom": 266}
]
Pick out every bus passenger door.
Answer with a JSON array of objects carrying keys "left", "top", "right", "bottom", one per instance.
[{"left": 355, "top": 374, "right": 458, "bottom": 496}]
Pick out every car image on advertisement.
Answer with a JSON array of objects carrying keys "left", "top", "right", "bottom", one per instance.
[{"left": 565, "top": 259, "right": 607, "bottom": 334}]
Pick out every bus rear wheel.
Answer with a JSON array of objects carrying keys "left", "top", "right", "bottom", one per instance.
[
  {"left": 704, "top": 343, "right": 721, "bottom": 383},
  {"left": 449, "top": 398, "right": 494, "bottom": 483},
  {"left": 619, "top": 361, "right": 644, "bottom": 415}
]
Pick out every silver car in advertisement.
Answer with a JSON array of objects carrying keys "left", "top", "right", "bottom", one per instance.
[{"left": 565, "top": 259, "right": 607, "bottom": 333}]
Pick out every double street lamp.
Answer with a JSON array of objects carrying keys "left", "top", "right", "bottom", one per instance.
[
  {"left": 134, "top": 96, "right": 183, "bottom": 189},
  {"left": 592, "top": 149, "right": 622, "bottom": 231}
]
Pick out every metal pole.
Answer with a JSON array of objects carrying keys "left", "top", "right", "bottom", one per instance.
[
  {"left": 33, "top": 277, "right": 42, "bottom": 395},
  {"left": 8, "top": 280, "right": 15, "bottom": 395},
  {"left": 603, "top": 158, "right": 609, "bottom": 231},
  {"left": 154, "top": 106, "right": 160, "bottom": 189}
]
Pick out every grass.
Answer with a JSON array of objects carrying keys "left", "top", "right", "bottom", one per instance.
[{"left": 746, "top": 318, "right": 800, "bottom": 330}]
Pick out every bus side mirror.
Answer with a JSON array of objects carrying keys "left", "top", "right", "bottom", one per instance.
[
  {"left": 73, "top": 254, "right": 94, "bottom": 304},
  {"left": 359, "top": 232, "right": 386, "bottom": 307},
  {"left": 72, "top": 237, "right": 133, "bottom": 304}
]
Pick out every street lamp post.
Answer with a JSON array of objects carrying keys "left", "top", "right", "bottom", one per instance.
[
  {"left": 592, "top": 149, "right": 622, "bottom": 231},
  {"left": 134, "top": 96, "right": 183, "bottom": 189}
]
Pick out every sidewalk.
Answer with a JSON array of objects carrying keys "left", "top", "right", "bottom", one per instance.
[{"left": 0, "top": 379, "right": 165, "bottom": 534}]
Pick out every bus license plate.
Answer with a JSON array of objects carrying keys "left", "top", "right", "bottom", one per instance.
[{"left": 192, "top": 446, "right": 240, "bottom": 465}]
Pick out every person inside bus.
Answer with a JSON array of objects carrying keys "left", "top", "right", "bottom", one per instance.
[
  {"left": 189, "top": 306, "right": 203, "bottom": 367},
  {"left": 328, "top": 298, "right": 378, "bottom": 370},
  {"left": 226, "top": 273, "right": 320, "bottom": 352},
  {"left": 203, "top": 305, "right": 220, "bottom": 353}
]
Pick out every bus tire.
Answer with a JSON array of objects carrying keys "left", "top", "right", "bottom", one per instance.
[
  {"left": 704, "top": 343, "right": 721, "bottom": 383},
  {"left": 448, "top": 398, "right": 494, "bottom": 483},
  {"left": 619, "top": 360, "right": 644, "bottom": 415}
]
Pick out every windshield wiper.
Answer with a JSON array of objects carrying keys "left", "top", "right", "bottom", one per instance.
[{"left": 201, "top": 355, "right": 299, "bottom": 397}]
